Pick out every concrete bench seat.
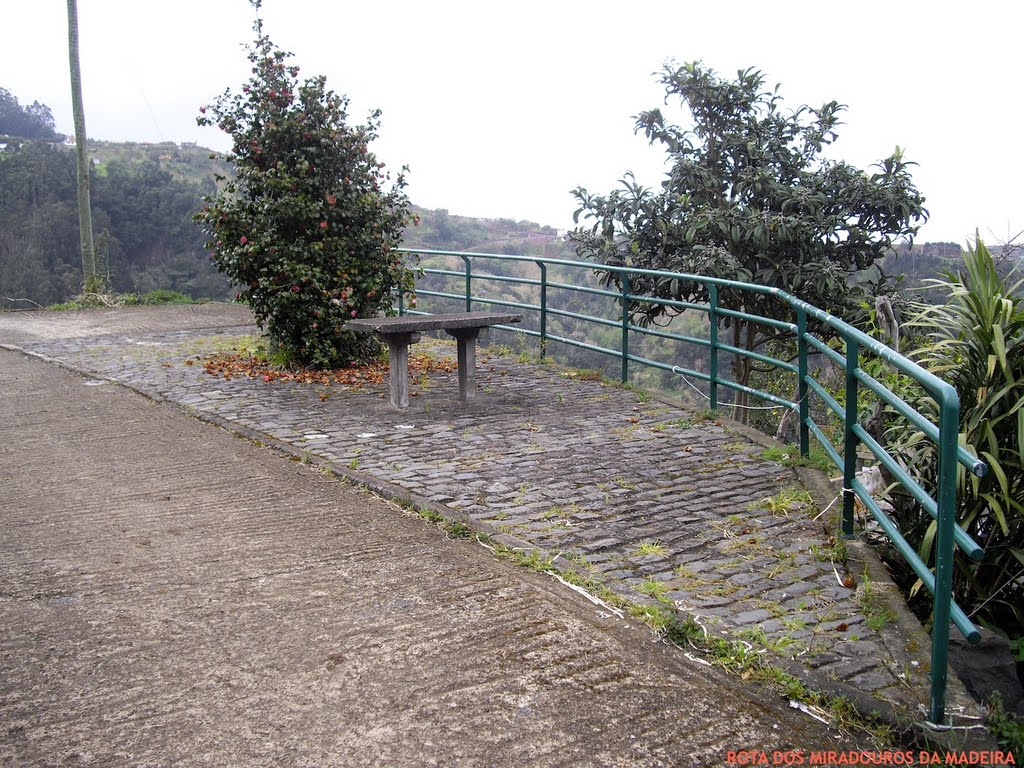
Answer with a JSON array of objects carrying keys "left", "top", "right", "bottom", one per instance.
[{"left": 347, "top": 312, "right": 522, "bottom": 408}]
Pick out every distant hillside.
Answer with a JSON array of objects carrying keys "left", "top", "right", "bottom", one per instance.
[
  {"left": 86, "top": 139, "right": 229, "bottom": 193},
  {"left": 878, "top": 240, "right": 1021, "bottom": 302},
  {"left": 402, "top": 206, "right": 569, "bottom": 257},
  {"left": 0, "top": 138, "right": 575, "bottom": 309},
  {"left": 4, "top": 137, "right": 1013, "bottom": 310},
  {"left": 84, "top": 141, "right": 571, "bottom": 256},
  {"left": 87, "top": 141, "right": 570, "bottom": 255}
]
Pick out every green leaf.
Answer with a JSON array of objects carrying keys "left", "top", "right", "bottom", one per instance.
[
  {"left": 979, "top": 492, "right": 1009, "bottom": 536},
  {"left": 1018, "top": 408, "right": 1024, "bottom": 463},
  {"left": 918, "top": 519, "right": 938, "bottom": 563},
  {"left": 991, "top": 324, "right": 1011, "bottom": 379}
]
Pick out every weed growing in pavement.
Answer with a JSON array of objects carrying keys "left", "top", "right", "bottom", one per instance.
[
  {"left": 619, "top": 382, "right": 649, "bottom": 403},
  {"left": 754, "top": 486, "right": 814, "bottom": 516},
  {"left": 513, "top": 483, "right": 530, "bottom": 505},
  {"left": 638, "top": 578, "right": 669, "bottom": 599},
  {"left": 417, "top": 507, "right": 444, "bottom": 524},
  {"left": 396, "top": 499, "right": 474, "bottom": 541},
  {"left": 759, "top": 443, "right": 834, "bottom": 475},
  {"left": 481, "top": 343, "right": 513, "bottom": 357},
  {"left": 810, "top": 536, "right": 849, "bottom": 565},
  {"left": 857, "top": 574, "right": 897, "bottom": 631},
  {"left": 446, "top": 521, "right": 473, "bottom": 539},
  {"left": 673, "top": 564, "right": 709, "bottom": 585},
  {"left": 564, "top": 552, "right": 591, "bottom": 569},
  {"left": 782, "top": 616, "right": 811, "bottom": 632},
  {"left": 562, "top": 368, "right": 605, "bottom": 383},
  {"left": 633, "top": 541, "right": 668, "bottom": 557},
  {"left": 507, "top": 548, "right": 556, "bottom": 572}
]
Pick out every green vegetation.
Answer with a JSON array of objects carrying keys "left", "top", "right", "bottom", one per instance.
[
  {"left": 633, "top": 541, "right": 668, "bottom": 557},
  {"left": 48, "top": 289, "right": 196, "bottom": 310},
  {"left": 0, "top": 87, "right": 63, "bottom": 141},
  {"left": 887, "top": 239, "right": 1024, "bottom": 641},
  {"left": 569, "top": 61, "right": 926, "bottom": 421},
  {"left": 0, "top": 139, "right": 231, "bottom": 309},
  {"left": 195, "top": 7, "right": 412, "bottom": 369},
  {"left": 754, "top": 486, "right": 813, "bottom": 516},
  {"left": 446, "top": 521, "right": 473, "bottom": 539},
  {"left": 810, "top": 536, "right": 849, "bottom": 565},
  {"left": 760, "top": 443, "right": 833, "bottom": 475},
  {"left": 986, "top": 701, "right": 1024, "bottom": 757},
  {"left": 396, "top": 500, "right": 476, "bottom": 541},
  {"left": 0, "top": 130, "right": 563, "bottom": 312},
  {"left": 661, "top": 613, "right": 891, "bottom": 743},
  {"left": 857, "top": 576, "right": 898, "bottom": 631},
  {"left": 637, "top": 578, "right": 669, "bottom": 598}
]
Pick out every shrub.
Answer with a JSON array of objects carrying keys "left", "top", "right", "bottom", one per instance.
[
  {"left": 195, "top": 5, "right": 413, "bottom": 368},
  {"left": 887, "top": 238, "right": 1024, "bottom": 640}
]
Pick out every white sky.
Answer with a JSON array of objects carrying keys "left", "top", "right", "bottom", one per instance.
[{"left": 4, "top": 1, "right": 1021, "bottom": 244}]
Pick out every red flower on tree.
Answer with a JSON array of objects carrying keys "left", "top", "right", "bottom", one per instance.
[{"left": 195, "top": 7, "right": 414, "bottom": 369}]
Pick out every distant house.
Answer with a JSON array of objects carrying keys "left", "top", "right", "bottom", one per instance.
[{"left": 64, "top": 135, "right": 76, "bottom": 145}]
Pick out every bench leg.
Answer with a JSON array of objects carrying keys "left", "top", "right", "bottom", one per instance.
[
  {"left": 383, "top": 333, "right": 419, "bottom": 408},
  {"left": 451, "top": 329, "right": 481, "bottom": 402}
]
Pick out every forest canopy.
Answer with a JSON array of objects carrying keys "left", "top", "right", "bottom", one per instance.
[
  {"left": 0, "top": 138, "right": 231, "bottom": 308},
  {"left": 0, "top": 87, "right": 64, "bottom": 142}
]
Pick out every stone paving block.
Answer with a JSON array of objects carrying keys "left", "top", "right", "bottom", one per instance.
[{"left": 733, "top": 608, "right": 775, "bottom": 625}]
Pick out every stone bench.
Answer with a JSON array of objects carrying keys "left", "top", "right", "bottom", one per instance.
[{"left": 347, "top": 312, "right": 522, "bottom": 408}]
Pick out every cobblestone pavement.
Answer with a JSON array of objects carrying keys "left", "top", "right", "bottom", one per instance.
[{"left": 3, "top": 309, "right": 978, "bottom": 725}]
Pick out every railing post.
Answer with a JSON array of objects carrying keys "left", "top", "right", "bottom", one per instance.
[
  {"left": 929, "top": 394, "right": 960, "bottom": 724},
  {"left": 797, "top": 309, "right": 810, "bottom": 457},
  {"left": 537, "top": 261, "right": 548, "bottom": 360},
  {"left": 620, "top": 273, "right": 630, "bottom": 383},
  {"left": 708, "top": 285, "right": 719, "bottom": 411},
  {"left": 842, "top": 338, "right": 859, "bottom": 537},
  {"left": 461, "top": 254, "right": 472, "bottom": 311}
]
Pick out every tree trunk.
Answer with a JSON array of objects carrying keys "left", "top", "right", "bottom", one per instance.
[
  {"left": 67, "top": 0, "right": 98, "bottom": 294},
  {"left": 731, "top": 320, "right": 750, "bottom": 424}
]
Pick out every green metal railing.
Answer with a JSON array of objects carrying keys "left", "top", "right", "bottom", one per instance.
[{"left": 395, "top": 247, "right": 988, "bottom": 724}]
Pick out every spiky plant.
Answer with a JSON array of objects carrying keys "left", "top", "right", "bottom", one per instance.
[{"left": 888, "top": 237, "right": 1024, "bottom": 639}]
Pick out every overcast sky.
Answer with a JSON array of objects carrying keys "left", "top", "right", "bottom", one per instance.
[{"left": 4, "top": 1, "right": 1021, "bottom": 244}]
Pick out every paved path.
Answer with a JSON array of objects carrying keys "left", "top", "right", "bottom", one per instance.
[
  {"left": 0, "top": 305, "right": 980, "bottom": 756},
  {"left": 0, "top": 341, "right": 865, "bottom": 767}
]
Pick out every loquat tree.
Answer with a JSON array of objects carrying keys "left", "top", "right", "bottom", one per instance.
[{"left": 570, "top": 62, "right": 928, "bottom": 416}]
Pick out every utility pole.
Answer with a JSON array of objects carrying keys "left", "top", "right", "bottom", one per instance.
[{"left": 67, "top": 0, "right": 98, "bottom": 294}]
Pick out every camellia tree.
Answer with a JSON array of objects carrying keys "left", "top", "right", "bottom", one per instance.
[
  {"left": 569, "top": 62, "right": 928, "bottom": 413},
  {"left": 196, "top": 3, "right": 413, "bottom": 368}
]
